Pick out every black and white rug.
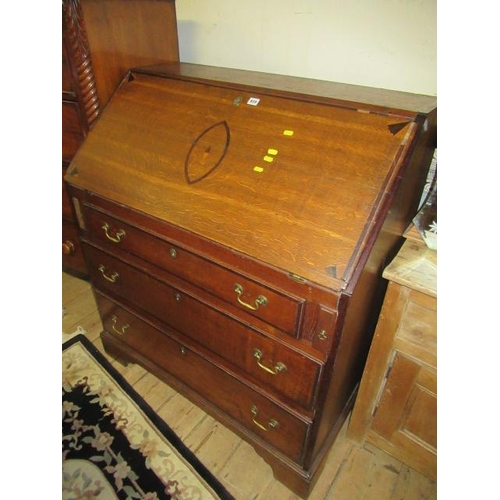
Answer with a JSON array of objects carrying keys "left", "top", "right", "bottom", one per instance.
[{"left": 62, "top": 334, "right": 234, "bottom": 500}]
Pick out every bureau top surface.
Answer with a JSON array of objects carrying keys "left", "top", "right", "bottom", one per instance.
[{"left": 67, "top": 67, "right": 422, "bottom": 291}]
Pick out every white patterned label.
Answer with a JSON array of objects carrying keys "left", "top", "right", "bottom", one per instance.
[{"left": 247, "top": 97, "right": 260, "bottom": 106}]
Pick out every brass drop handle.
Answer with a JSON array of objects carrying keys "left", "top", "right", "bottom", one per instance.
[
  {"left": 98, "top": 264, "right": 119, "bottom": 283},
  {"left": 251, "top": 405, "right": 279, "bottom": 431},
  {"left": 102, "top": 222, "right": 126, "bottom": 243},
  {"left": 62, "top": 240, "right": 75, "bottom": 255},
  {"left": 111, "top": 315, "right": 129, "bottom": 335},
  {"left": 234, "top": 283, "right": 268, "bottom": 311},
  {"left": 253, "top": 348, "right": 287, "bottom": 375}
]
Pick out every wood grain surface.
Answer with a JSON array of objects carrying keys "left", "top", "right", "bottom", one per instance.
[{"left": 67, "top": 70, "right": 420, "bottom": 290}]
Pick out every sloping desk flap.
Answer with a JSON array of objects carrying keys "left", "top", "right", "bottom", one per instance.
[{"left": 67, "top": 68, "right": 421, "bottom": 290}]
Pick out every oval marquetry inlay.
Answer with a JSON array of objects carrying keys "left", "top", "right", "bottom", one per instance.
[{"left": 184, "top": 121, "right": 230, "bottom": 184}]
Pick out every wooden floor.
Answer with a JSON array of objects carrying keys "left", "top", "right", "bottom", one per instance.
[{"left": 62, "top": 271, "right": 437, "bottom": 500}]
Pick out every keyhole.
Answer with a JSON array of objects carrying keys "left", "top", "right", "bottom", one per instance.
[{"left": 202, "top": 145, "right": 212, "bottom": 162}]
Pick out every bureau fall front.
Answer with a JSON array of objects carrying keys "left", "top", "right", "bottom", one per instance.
[{"left": 65, "top": 63, "right": 436, "bottom": 497}]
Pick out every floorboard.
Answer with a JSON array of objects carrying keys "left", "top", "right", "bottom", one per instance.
[{"left": 62, "top": 272, "right": 437, "bottom": 499}]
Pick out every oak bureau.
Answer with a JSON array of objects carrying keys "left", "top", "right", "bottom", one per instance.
[{"left": 65, "top": 63, "right": 437, "bottom": 497}]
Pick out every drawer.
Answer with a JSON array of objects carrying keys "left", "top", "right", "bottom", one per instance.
[
  {"left": 63, "top": 164, "right": 74, "bottom": 220},
  {"left": 85, "top": 243, "right": 321, "bottom": 410},
  {"left": 62, "top": 101, "right": 85, "bottom": 161},
  {"left": 96, "top": 291, "right": 310, "bottom": 464},
  {"left": 83, "top": 205, "right": 304, "bottom": 337},
  {"left": 63, "top": 220, "right": 87, "bottom": 276}
]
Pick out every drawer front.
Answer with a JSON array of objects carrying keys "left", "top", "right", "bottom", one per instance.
[
  {"left": 63, "top": 164, "right": 74, "bottom": 220},
  {"left": 62, "top": 101, "right": 85, "bottom": 161},
  {"left": 96, "top": 291, "right": 310, "bottom": 464},
  {"left": 84, "top": 205, "right": 304, "bottom": 337},
  {"left": 63, "top": 220, "right": 87, "bottom": 276},
  {"left": 84, "top": 243, "right": 321, "bottom": 410}
]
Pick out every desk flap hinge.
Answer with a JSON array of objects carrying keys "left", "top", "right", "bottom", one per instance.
[{"left": 288, "top": 272, "right": 307, "bottom": 284}]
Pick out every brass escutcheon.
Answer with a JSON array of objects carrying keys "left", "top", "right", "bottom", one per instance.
[{"left": 318, "top": 330, "right": 328, "bottom": 341}]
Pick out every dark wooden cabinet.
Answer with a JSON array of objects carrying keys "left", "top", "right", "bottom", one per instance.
[
  {"left": 62, "top": 0, "right": 179, "bottom": 276},
  {"left": 65, "top": 63, "right": 436, "bottom": 497}
]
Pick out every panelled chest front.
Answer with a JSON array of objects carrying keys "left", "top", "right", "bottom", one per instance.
[{"left": 65, "top": 63, "right": 436, "bottom": 497}]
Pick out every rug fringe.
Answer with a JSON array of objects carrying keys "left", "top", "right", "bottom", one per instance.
[{"left": 62, "top": 325, "right": 87, "bottom": 343}]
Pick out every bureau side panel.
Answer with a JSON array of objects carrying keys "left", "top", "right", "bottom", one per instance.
[{"left": 305, "top": 111, "right": 436, "bottom": 468}]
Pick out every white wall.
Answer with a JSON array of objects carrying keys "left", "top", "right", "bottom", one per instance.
[{"left": 176, "top": 0, "right": 436, "bottom": 96}]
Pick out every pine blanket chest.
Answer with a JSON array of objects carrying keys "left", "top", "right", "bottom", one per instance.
[{"left": 65, "top": 63, "right": 437, "bottom": 497}]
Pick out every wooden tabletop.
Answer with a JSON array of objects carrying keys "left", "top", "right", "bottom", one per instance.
[{"left": 383, "top": 239, "right": 437, "bottom": 297}]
